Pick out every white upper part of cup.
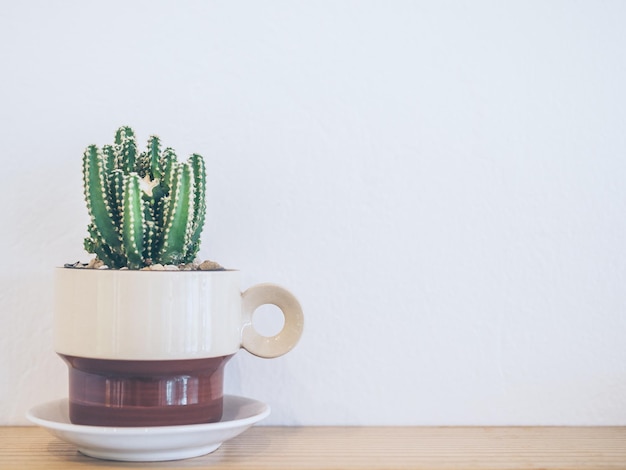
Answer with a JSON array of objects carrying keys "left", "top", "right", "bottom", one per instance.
[{"left": 55, "top": 269, "right": 243, "bottom": 360}]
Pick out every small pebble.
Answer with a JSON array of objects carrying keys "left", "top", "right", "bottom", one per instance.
[
  {"left": 150, "top": 264, "right": 165, "bottom": 271},
  {"left": 164, "top": 264, "right": 179, "bottom": 271},
  {"left": 63, "top": 261, "right": 85, "bottom": 268},
  {"left": 199, "top": 260, "right": 224, "bottom": 271}
]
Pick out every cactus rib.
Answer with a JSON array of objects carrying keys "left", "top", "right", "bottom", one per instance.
[
  {"left": 158, "top": 164, "right": 193, "bottom": 265},
  {"left": 83, "top": 146, "right": 122, "bottom": 251},
  {"left": 122, "top": 174, "right": 144, "bottom": 269}
]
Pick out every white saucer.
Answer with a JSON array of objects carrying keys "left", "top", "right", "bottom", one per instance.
[{"left": 26, "top": 395, "right": 270, "bottom": 462}]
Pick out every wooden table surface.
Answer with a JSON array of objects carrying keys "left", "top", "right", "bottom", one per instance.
[{"left": 1, "top": 426, "right": 625, "bottom": 469}]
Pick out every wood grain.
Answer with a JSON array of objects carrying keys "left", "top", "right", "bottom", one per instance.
[{"left": 1, "top": 426, "right": 625, "bottom": 469}]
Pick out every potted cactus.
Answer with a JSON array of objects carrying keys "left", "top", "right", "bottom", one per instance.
[
  {"left": 81, "top": 126, "right": 208, "bottom": 270},
  {"left": 54, "top": 126, "right": 304, "bottom": 429}
]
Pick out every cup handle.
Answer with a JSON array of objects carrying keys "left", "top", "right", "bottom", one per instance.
[{"left": 241, "top": 283, "right": 304, "bottom": 358}]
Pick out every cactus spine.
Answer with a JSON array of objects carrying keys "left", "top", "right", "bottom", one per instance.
[{"left": 83, "top": 126, "right": 206, "bottom": 269}]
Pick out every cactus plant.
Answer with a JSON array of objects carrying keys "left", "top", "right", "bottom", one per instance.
[{"left": 82, "top": 126, "right": 206, "bottom": 269}]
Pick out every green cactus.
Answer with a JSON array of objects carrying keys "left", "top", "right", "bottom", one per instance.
[{"left": 82, "top": 126, "right": 207, "bottom": 269}]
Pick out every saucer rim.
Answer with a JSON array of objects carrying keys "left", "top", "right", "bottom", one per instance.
[{"left": 26, "top": 395, "right": 270, "bottom": 435}]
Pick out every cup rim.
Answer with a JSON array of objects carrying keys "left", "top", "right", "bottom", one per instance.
[{"left": 56, "top": 266, "right": 240, "bottom": 272}]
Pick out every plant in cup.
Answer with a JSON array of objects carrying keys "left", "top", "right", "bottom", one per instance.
[{"left": 54, "top": 126, "right": 304, "bottom": 432}]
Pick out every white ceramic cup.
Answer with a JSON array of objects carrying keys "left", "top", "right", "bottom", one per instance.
[
  {"left": 55, "top": 268, "right": 304, "bottom": 360},
  {"left": 55, "top": 268, "right": 304, "bottom": 426}
]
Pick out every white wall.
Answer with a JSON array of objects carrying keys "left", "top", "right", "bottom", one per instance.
[{"left": 1, "top": 0, "right": 625, "bottom": 425}]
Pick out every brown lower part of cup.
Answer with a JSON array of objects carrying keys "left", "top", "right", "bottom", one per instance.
[{"left": 59, "top": 354, "right": 232, "bottom": 427}]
